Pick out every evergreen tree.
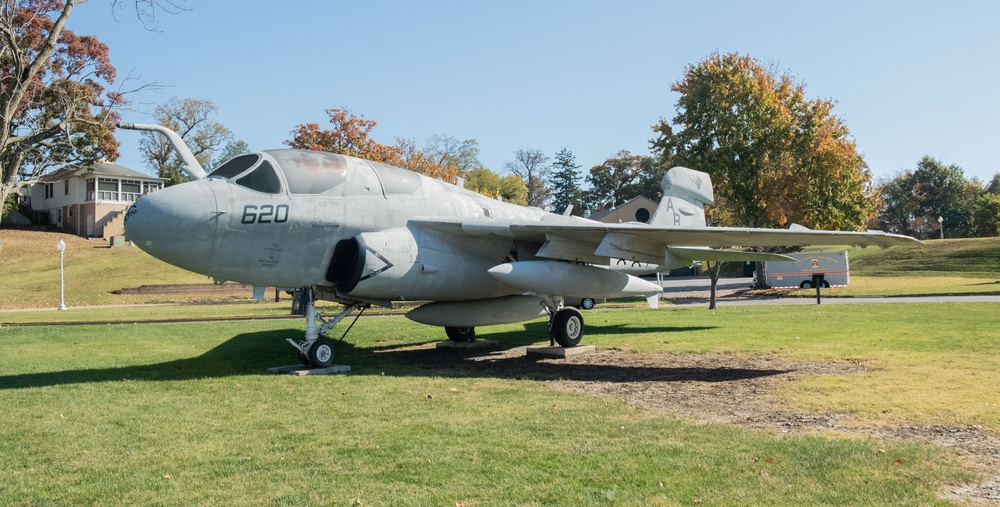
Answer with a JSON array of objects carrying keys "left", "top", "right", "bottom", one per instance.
[{"left": 548, "top": 148, "right": 583, "bottom": 215}]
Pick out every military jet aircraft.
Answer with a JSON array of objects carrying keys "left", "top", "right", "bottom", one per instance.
[{"left": 119, "top": 123, "right": 919, "bottom": 368}]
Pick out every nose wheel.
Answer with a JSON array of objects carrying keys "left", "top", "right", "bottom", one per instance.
[
  {"left": 288, "top": 290, "right": 367, "bottom": 368},
  {"left": 307, "top": 337, "right": 336, "bottom": 367}
]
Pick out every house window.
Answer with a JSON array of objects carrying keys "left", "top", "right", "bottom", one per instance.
[
  {"left": 142, "top": 181, "right": 162, "bottom": 194},
  {"left": 64, "top": 180, "right": 69, "bottom": 195},
  {"left": 121, "top": 180, "right": 142, "bottom": 202},
  {"left": 97, "top": 178, "right": 118, "bottom": 201},
  {"left": 86, "top": 178, "right": 95, "bottom": 201}
]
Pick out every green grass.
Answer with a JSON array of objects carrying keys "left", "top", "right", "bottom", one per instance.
[
  {"left": 806, "top": 237, "right": 1000, "bottom": 278},
  {"left": 578, "top": 305, "right": 1000, "bottom": 432},
  {"left": 765, "top": 275, "right": 1000, "bottom": 297},
  {"left": 2, "top": 304, "right": 993, "bottom": 505},
  {"left": 0, "top": 230, "right": 247, "bottom": 310},
  {"left": 0, "top": 301, "right": 302, "bottom": 324}
]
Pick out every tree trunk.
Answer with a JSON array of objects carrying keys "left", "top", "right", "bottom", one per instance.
[
  {"left": 707, "top": 260, "right": 724, "bottom": 310},
  {"left": 752, "top": 259, "right": 770, "bottom": 289}
]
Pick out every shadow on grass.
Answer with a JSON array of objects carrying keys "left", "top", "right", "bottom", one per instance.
[
  {"left": 0, "top": 321, "right": 789, "bottom": 390},
  {"left": 0, "top": 329, "right": 300, "bottom": 390}
]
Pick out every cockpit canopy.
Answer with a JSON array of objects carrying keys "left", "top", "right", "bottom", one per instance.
[
  {"left": 207, "top": 149, "right": 423, "bottom": 196},
  {"left": 207, "top": 153, "right": 282, "bottom": 194}
]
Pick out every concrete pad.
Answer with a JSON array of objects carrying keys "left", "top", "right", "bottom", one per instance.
[
  {"left": 267, "top": 364, "right": 351, "bottom": 376},
  {"left": 435, "top": 340, "right": 500, "bottom": 350},
  {"left": 526, "top": 345, "right": 596, "bottom": 358}
]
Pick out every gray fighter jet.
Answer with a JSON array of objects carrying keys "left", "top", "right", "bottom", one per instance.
[{"left": 120, "top": 123, "right": 919, "bottom": 367}]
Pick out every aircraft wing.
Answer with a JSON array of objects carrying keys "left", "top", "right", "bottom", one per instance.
[{"left": 411, "top": 216, "right": 921, "bottom": 265}]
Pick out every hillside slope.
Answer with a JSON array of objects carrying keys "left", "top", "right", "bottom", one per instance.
[
  {"left": 834, "top": 237, "right": 1000, "bottom": 278},
  {"left": 0, "top": 229, "right": 249, "bottom": 310}
]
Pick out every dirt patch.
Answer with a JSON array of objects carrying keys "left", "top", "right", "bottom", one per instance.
[{"left": 397, "top": 345, "right": 1000, "bottom": 504}]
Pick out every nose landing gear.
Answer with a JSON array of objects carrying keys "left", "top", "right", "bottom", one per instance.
[{"left": 286, "top": 289, "right": 368, "bottom": 368}]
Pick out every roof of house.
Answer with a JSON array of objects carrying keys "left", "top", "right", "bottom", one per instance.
[{"left": 40, "top": 161, "right": 165, "bottom": 182}]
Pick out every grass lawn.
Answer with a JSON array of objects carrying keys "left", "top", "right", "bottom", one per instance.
[
  {"left": 0, "top": 229, "right": 248, "bottom": 310},
  {"left": 809, "top": 237, "right": 1000, "bottom": 278},
  {"left": 756, "top": 275, "right": 1000, "bottom": 298},
  {"left": 2, "top": 303, "right": 995, "bottom": 506}
]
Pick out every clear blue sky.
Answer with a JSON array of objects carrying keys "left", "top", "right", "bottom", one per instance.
[{"left": 70, "top": 1, "right": 1000, "bottom": 183}]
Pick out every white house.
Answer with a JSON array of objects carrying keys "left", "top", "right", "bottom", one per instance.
[{"left": 28, "top": 161, "right": 166, "bottom": 239}]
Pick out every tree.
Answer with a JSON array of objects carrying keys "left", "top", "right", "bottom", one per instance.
[
  {"left": 424, "top": 134, "right": 481, "bottom": 176},
  {"left": 393, "top": 136, "right": 457, "bottom": 183},
  {"left": 970, "top": 193, "right": 1000, "bottom": 237},
  {"left": 652, "top": 52, "right": 879, "bottom": 287},
  {"left": 286, "top": 107, "right": 400, "bottom": 163},
  {"left": 1, "top": 0, "right": 126, "bottom": 214},
  {"left": 211, "top": 138, "right": 249, "bottom": 169},
  {"left": 504, "top": 148, "right": 549, "bottom": 208},
  {"left": 1, "top": 189, "right": 16, "bottom": 219},
  {"left": 498, "top": 174, "right": 528, "bottom": 205},
  {"left": 584, "top": 150, "right": 654, "bottom": 210},
  {"left": 464, "top": 166, "right": 527, "bottom": 205},
  {"left": 548, "top": 148, "right": 583, "bottom": 215},
  {"left": 875, "top": 171, "right": 919, "bottom": 236},
  {"left": 393, "top": 134, "right": 483, "bottom": 184},
  {"left": 652, "top": 52, "right": 877, "bottom": 231},
  {"left": 875, "top": 156, "right": 982, "bottom": 239},
  {"left": 987, "top": 173, "right": 1000, "bottom": 195},
  {"left": 705, "top": 259, "right": 724, "bottom": 310},
  {"left": 139, "top": 97, "right": 232, "bottom": 185}
]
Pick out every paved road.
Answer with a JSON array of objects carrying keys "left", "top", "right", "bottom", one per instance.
[{"left": 659, "top": 276, "right": 1000, "bottom": 306}]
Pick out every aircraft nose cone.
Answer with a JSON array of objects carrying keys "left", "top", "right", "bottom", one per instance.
[{"left": 124, "top": 181, "right": 218, "bottom": 274}]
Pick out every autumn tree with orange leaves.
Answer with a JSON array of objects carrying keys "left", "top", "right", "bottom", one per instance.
[
  {"left": 652, "top": 52, "right": 876, "bottom": 231},
  {"left": 652, "top": 52, "right": 877, "bottom": 289},
  {"left": 286, "top": 107, "right": 401, "bottom": 164},
  {"left": 0, "top": 0, "right": 184, "bottom": 216},
  {"left": 288, "top": 108, "right": 500, "bottom": 188},
  {"left": 1, "top": 0, "right": 106, "bottom": 213}
]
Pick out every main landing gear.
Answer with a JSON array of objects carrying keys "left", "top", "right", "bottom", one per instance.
[
  {"left": 542, "top": 296, "right": 585, "bottom": 348},
  {"left": 439, "top": 297, "right": 585, "bottom": 348},
  {"left": 445, "top": 326, "right": 476, "bottom": 342},
  {"left": 550, "top": 307, "right": 584, "bottom": 347},
  {"left": 287, "top": 290, "right": 368, "bottom": 368}
]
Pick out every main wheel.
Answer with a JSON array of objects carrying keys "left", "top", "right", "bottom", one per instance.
[
  {"left": 580, "top": 298, "right": 596, "bottom": 310},
  {"left": 307, "top": 337, "right": 335, "bottom": 368},
  {"left": 551, "top": 308, "right": 584, "bottom": 347},
  {"left": 445, "top": 326, "right": 475, "bottom": 342},
  {"left": 800, "top": 280, "right": 813, "bottom": 289}
]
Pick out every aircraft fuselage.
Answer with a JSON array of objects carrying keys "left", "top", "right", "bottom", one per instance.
[{"left": 125, "top": 150, "right": 548, "bottom": 303}]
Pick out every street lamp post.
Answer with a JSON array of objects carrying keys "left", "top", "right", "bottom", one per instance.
[
  {"left": 938, "top": 216, "right": 944, "bottom": 240},
  {"left": 56, "top": 238, "right": 66, "bottom": 310}
]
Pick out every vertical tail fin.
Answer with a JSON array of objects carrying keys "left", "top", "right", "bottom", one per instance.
[{"left": 649, "top": 166, "right": 714, "bottom": 228}]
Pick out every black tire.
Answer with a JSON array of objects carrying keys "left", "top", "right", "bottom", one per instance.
[
  {"left": 800, "top": 281, "right": 813, "bottom": 289},
  {"left": 580, "top": 298, "right": 596, "bottom": 310},
  {"left": 445, "top": 326, "right": 475, "bottom": 342},
  {"left": 822, "top": 281, "right": 830, "bottom": 288},
  {"left": 307, "top": 337, "right": 335, "bottom": 368},
  {"left": 551, "top": 308, "right": 584, "bottom": 347}
]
